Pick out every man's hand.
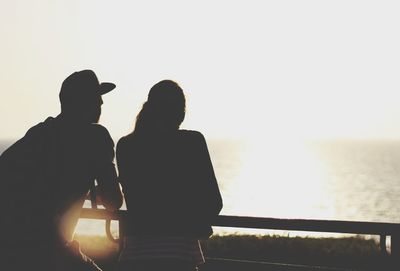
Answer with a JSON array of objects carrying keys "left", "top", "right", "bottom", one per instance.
[
  {"left": 97, "top": 183, "right": 123, "bottom": 211},
  {"left": 86, "top": 184, "right": 123, "bottom": 210}
]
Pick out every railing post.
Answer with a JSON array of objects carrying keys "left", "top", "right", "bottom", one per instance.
[
  {"left": 118, "top": 216, "right": 125, "bottom": 253},
  {"left": 391, "top": 232, "right": 400, "bottom": 268},
  {"left": 380, "top": 234, "right": 387, "bottom": 255},
  {"left": 89, "top": 182, "right": 98, "bottom": 209}
]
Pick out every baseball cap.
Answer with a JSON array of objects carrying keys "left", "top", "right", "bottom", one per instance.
[{"left": 59, "top": 70, "right": 116, "bottom": 104}]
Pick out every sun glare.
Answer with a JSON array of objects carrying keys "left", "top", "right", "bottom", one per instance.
[{"left": 221, "top": 139, "right": 334, "bottom": 219}]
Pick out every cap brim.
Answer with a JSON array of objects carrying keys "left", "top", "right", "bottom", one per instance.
[{"left": 99, "top": 82, "right": 116, "bottom": 95}]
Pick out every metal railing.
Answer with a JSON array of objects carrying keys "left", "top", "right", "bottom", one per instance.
[{"left": 80, "top": 208, "right": 400, "bottom": 267}]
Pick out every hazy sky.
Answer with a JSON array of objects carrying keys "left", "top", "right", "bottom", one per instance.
[{"left": 1, "top": 0, "right": 400, "bottom": 141}]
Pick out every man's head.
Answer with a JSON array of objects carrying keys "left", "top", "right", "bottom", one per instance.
[{"left": 59, "top": 70, "right": 115, "bottom": 123}]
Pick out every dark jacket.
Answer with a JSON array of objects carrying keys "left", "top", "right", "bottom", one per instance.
[
  {"left": 0, "top": 116, "right": 117, "bottom": 243},
  {"left": 117, "top": 130, "right": 222, "bottom": 239}
]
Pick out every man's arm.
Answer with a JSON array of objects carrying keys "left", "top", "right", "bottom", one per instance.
[
  {"left": 96, "top": 164, "right": 123, "bottom": 211},
  {"left": 92, "top": 125, "right": 123, "bottom": 211}
]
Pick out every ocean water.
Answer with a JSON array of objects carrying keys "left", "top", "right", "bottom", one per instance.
[
  {"left": 210, "top": 139, "right": 400, "bottom": 224},
  {"left": 2, "top": 139, "right": 400, "bottom": 236}
]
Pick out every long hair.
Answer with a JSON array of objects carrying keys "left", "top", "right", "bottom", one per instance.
[{"left": 133, "top": 80, "right": 186, "bottom": 135}]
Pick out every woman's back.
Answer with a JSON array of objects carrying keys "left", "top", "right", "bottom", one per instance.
[{"left": 117, "top": 129, "right": 222, "bottom": 237}]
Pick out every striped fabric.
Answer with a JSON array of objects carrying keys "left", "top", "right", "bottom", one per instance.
[{"left": 119, "top": 235, "right": 205, "bottom": 266}]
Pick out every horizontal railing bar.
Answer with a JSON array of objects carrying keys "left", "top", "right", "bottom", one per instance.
[
  {"left": 80, "top": 208, "right": 400, "bottom": 236},
  {"left": 214, "top": 216, "right": 400, "bottom": 235},
  {"left": 206, "top": 257, "right": 354, "bottom": 271},
  {"left": 81, "top": 208, "right": 125, "bottom": 220}
]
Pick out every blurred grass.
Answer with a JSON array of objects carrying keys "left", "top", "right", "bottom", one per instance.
[
  {"left": 74, "top": 234, "right": 388, "bottom": 270},
  {"left": 201, "top": 234, "right": 386, "bottom": 269}
]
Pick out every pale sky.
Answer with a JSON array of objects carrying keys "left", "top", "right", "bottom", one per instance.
[{"left": 1, "top": 0, "right": 400, "bottom": 141}]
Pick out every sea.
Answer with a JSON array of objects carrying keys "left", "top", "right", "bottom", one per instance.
[{"left": 2, "top": 138, "right": 400, "bottom": 237}]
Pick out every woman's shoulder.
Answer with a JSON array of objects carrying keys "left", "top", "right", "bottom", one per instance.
[
  {"left": 178, "top": 129, "right": 205, "bottom": 140},
  {"left": 178, "top": 130, "right": 208, "bottom": 147},
  {"left": 116, "top": 134, "right": 135, "bottom": 151},
  {"left": 117, "top": 135, "right": 127, "bottom": 146}
]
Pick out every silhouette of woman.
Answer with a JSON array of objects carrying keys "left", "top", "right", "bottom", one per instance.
[{"left": 116, "top": 80, "right": 223, "bottom": 271}]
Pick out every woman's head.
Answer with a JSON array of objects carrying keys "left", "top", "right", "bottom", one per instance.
[{"left": 134, "top": 80, "right": 186, "bottom": 133}]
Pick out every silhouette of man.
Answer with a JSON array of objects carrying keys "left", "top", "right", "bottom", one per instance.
[{"left": 0, "top": 70, "right": 123, "bottom": 270}]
